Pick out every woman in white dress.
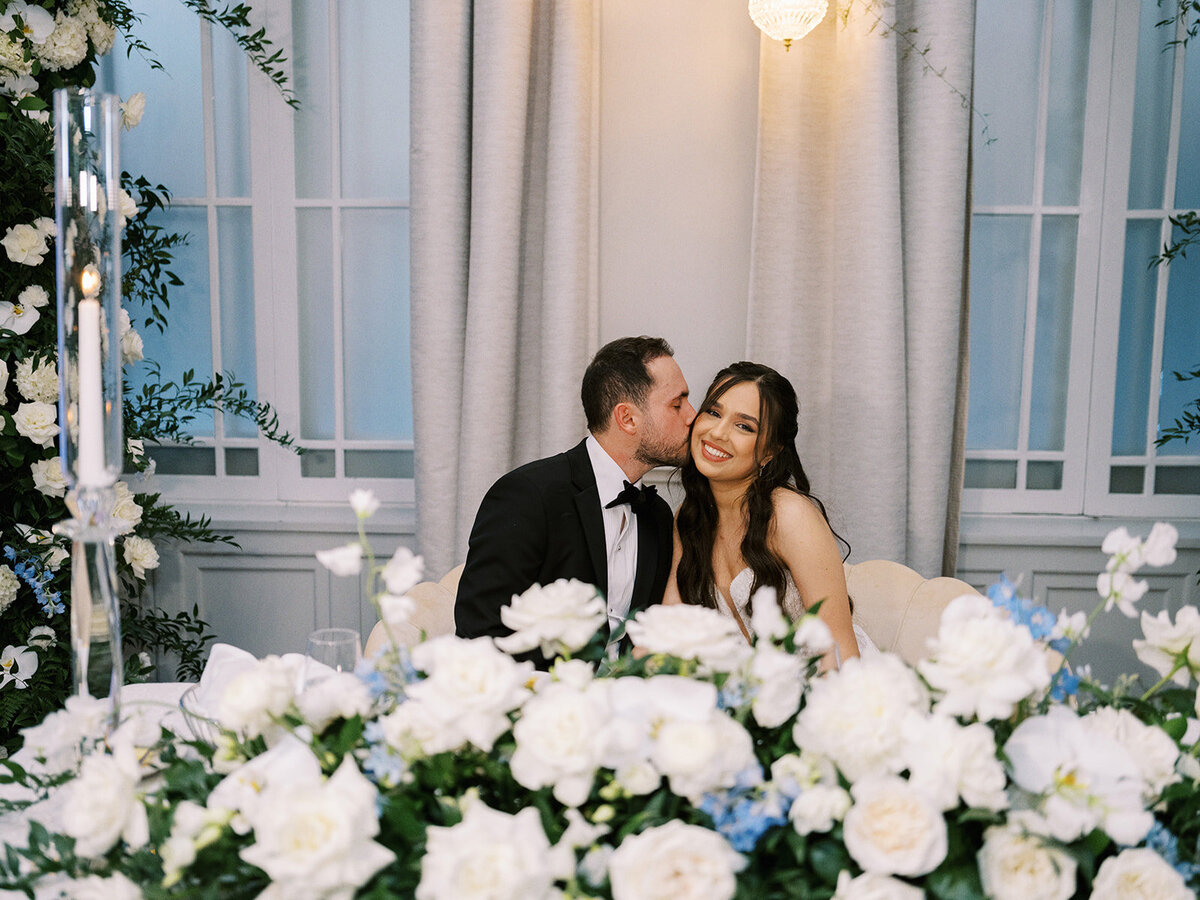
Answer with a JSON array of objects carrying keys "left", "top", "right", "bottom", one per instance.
[{"left": 662, "top": 362, "right": 875, "bottom": 668}]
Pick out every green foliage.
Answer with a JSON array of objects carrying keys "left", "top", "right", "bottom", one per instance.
[
  {"left": 1157, "top": 0, "right": 1200, "bottom": 47},
  {"left": 175, "top": 0, "right": 297, "bottom": 107},
  {"left": 1155, "top": 366, "right": 1200, "bottom": 447}
]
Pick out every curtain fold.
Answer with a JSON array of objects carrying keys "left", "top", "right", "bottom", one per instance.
[
  {"left": 411, "top": 0, "right": 598, "bottom": 576},
  {"left": 747, "top": 1, "right": 974, "bottom": 577}
]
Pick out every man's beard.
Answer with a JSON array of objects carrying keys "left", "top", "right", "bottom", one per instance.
[{"left": 634, "top": 430, "right": 689, "bottom": 468}]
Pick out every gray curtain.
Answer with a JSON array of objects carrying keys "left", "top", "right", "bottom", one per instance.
[
  {"left": 410, "top": 0, "right": 598, "bottom": 576},
  {"left": 747, "top": 0, "right": 974, "bottom": 577}
]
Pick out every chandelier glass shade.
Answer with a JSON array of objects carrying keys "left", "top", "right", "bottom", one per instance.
[{"left": 748, "top": 0, "right": 830, "bottom": 48}]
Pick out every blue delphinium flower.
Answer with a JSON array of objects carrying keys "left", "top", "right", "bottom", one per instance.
[
  {"left": 7, "top": 549, "right": 64, "bottom": 618},
  {"left": 700, "top": 787, "right": 789, "bottom": 852},
  {"left": 1143, "top": 821, "right": 1200, "bottom": 883},
  {"left": 1049, "top": 667, "right": 1080, "bottom": 701},
  {"left": 361, "top": 720, "right": 408, "bottom": 788},
  {"left": 988, "top": 573, "right": 1056, "bottom": 641}
]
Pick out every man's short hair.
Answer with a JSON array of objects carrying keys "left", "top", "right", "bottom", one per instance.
[{"left": 581, "top": 336, "right": 675, "bottom": 433}]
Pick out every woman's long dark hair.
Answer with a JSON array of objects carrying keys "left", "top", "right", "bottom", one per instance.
[{"left": 676, "top": 362, "right": 847, "bottom": 611}]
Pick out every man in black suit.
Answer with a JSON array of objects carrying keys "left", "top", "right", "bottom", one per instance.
[{"left": 455, "top": 336, "right": 695, "bottom": 658}]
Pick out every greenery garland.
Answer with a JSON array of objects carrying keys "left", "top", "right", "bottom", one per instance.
[{"left": 0, "top": 0, "right": 295, "bottom": 752}]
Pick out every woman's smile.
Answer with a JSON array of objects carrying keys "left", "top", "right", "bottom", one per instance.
[{"left": 700, "top": 440, "right": 732, "bottom": 462}]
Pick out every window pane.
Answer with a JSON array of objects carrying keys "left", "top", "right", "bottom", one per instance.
[
  {"left": 217, "top": 207, "right": 258, "bottom": 439},
  {"left": 972, "top": 0, "right": 1044, "bottom": 206},
  {"left": 301, "top": 450, "right": 336, "bottom": 478},
  {"left": 341, "top": 209, "right": 412, "bottom": 440},
  {"left": 1176, "top": 39, "right": 1200, "bottom": 209},
  {"left": 967, "top": 215, "right": 1031, "bottom": 450},
  {"left": 344, "top": 450, "right": 414, "bottom": 479},
  {"left": 339, "top": 0, "right": 410, "bottom": 200},
  {"left": 1027, "top": 460, "right": 1063, "bottom": 490},
  {"left": 293, "top": 0, "right": 332, "bottom": 198},
  {"left": 148, "top": 446, "right": 216, "bottom": 475},
  {"left": 1154, "top": 466, "right": 1200, "bottom": 494},
  {"left": 1029, "top": 216, "right": 1077, "bottom": 451},
  {"left": 1111, "top": 219, "right": 1160, "bottom": 455},
  {"left": 965, "top": 460, "right": 1018, "bottom": 490},
  {"left": 212, "top": 25, "right": 251, "bottom": 198},
  {"left": 1109, "top": 465, "right": 1144, "bottom": 493},
  {"left": 1159, "top": 236, "right": 1200, "bottom": 456},
  {"left": 225, "top": 448, "right": 259, "bottom": 476},
  {"left": 109, "top": 0, "right": 205, "bottom": 197},
  {"left": 132, "top": 207, "right": 214, "bottom": 437},
  {"left": 297, "top": 208, "right": 335, "bottom": 439},
  {"left": 1128, "top": 0, "right": 1176, "bottom": 209},
  {"left": 1043, "top": 0, "right": 1091, "bottom": 206}
]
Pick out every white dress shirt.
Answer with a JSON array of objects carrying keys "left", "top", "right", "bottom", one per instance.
[{"left": 585, "top": 435, "right": 640, "bottom": 643}]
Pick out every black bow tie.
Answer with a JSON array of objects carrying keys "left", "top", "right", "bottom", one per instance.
[{"left": 606, "top": 480, "right": 656, "bottom": 515}]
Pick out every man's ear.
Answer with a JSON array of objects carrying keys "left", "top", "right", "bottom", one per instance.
[{"left": 612, "top": 401, "right": 638, "bottom": 436}]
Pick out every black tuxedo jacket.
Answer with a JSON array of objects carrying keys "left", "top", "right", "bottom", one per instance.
[{"left": 454, "top": 439, "right": 674, "bottom": 650}]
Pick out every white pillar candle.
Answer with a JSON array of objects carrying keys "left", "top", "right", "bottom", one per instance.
[{"left": 76, "top": 296, "right": 106, "bottom": 487}]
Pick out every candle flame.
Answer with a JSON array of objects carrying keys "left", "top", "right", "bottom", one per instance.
[{"left": 80, "top": 265, "right": 101, "bottom": 297}]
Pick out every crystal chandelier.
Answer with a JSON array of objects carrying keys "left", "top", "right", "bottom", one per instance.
[{"left": 748, "top": 0, "right": 830, "bottom": 49}]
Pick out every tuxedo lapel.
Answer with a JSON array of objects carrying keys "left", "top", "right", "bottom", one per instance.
[
  {"left": 630, "top": 509, "right": 658, "bottom": 613},
  {"left": 567, "top": 441, "right": 608, "bottom": 598}
]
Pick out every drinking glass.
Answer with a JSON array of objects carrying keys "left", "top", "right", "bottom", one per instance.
[{"left": 303, "top": 627, "right": 361, "bottom": 690}]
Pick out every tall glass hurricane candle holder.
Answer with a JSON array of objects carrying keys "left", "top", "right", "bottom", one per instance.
[{"left": 52, "top": 88, "right": 124, "bottom": 720}]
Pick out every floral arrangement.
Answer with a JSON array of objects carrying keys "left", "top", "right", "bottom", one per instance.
[
  {"left": 0, "top": 500, "right": 1195, "bottom": 900},
  {"left": 0, "top": 0, "right": 295, "bottom": 750}
]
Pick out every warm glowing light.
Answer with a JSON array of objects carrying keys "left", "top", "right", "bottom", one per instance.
[
  {"left": 80, "top": 264, "right": 101, "bottom": 297},
  {"left": 748, "top": 0, "right": 829, "bottom": 49}
]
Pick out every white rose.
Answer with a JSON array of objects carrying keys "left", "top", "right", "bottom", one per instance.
[
  {"left": 31, "top": 457, "right": 68, "bottom": 498},
  {"left": 14, "top": 356, "right": 57, "bottom": 403},
  {"left": 918, "top": 594, "right": 1051, "bottom": 721},
  {"left": 61, "top": 730, "right": 149, "bottom": 857},
  {"left": 1, "top": 222, "right": 49, "bottom": 265},
  {"left": 0, "top": 565, "right": 18, "bottom": 616},
  {"left": 842, "top": 775, "right": 947, "bottom": 877},
  {"left": 1133, "top": 607, "right": 1200, "bottom": 686},
  {"left": 117, "top": 188, "right": 139, "bottom": 227},
  {"left": 607, "top": 820, "right": 746, "bottom": 900},
  {"left": 18, "top": 284, "right": 50, "bottom": 308},
  {"left": 976, "top": 824, "right": 1076, "bottom": 900},
  {"left": 1085, "top": 706, "right": 1180, "bottom": 799},
  {"left": 0, "top": 299, "right": 40, "bottom": 334},
  {"left": 625, "top": 603, "right": 753, "bottom": 672},
  {"left": 771, "top": 750, "right": 838, "bottom": 798},
  {"left": 406, "top": 636, "right": 534, "bottom": 752},
  {"left": 296, "top": 670, "right": 372, "bottom": 732},
  {"left": 216, "top": 655, "right": 301, "bottom": 740},
  {"left": 121, "top": 535, "right": 160, "bottom": 580},
  {"left": 240, "top": 756, "right": 394, "bottom": 898},
  {"left": 208, "top": 737, "right": 321, "bottom": 833},
  {"left": 14, "top": 401, "right": 60, "bottom": 448},
  {"left": 378, "top": 697, "right": 459, "bottom": 759},
  {"left": 1091, "top": 847, "right": 1193, "bottom": 900},
  {"left": 49, "top": 872, "right": 144, "bottom": 900},
  {"left": 315, "top": 542, "right": 363, "bottom": 576},
  {"left": 510, "top": 680, "right": 611, "bottom": 806},
  {"left": 381, "top": 545, "right": 424, "bottom": 595},
  {"left": 789, "top": 783, "right": 851, "bottom": 835},
  {"left": 36, "top": 11, "right": 88, "bottom": 70},
  {"left": 749, "top": 642, "right": 805, "bottom": 728},
  {"left": 117, "top": 307, "right": 144, "bottom": 364},
  {"left": 18, "top": 694, "right": 110, "bottom": 775},
  {"left": 417, "top": 799, "right": 571, "bottom": 900},
  {"left": 792, "top": 654, "right": 928, "bottom": 783},
  {"left": 120, "top": 91, "right": 146, "bottom": 129},
  {"left": 111, "top": 482, "right": 144, "bottom": 534},
  {"left": 652, "top": 709, "right": 757, "bottom": 802},
  {"left": 496, "top": 578, "right": 607, "bottom": 658},
  {"left": 34, "top": 216, "right": 55, "bottom": 237},
  {"left": 833, "top": 870, "right": 924, "bottom": 900},
  {"left": 901, "top": 713, "right": 1008, "bottom": 812}
]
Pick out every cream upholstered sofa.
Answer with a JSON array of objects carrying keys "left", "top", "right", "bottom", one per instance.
[
  {"left": 363, "top": 559, "right": 973, "bottom": 663},
  {"left": 845, "top": 559, "right": 979, "bottom": 665}
]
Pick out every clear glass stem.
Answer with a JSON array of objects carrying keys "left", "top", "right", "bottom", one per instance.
[{"left": 69, "top": 534, "right": 122, "bottom": 722}]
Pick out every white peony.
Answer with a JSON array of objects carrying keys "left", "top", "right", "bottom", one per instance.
[
  {"left": 625, "top": 603, "right": 753, "bottom": 672},
  {"left": 215, "top": 655, "right": 301, "bottom": 740},
  {"left": 496, "top": 578, "right": 607, "bottom": 658},
  {"left": 417, "top": 799, "right": 571, "bottom": 900},
  {"left": 748, "top": 641, "right": 805, "bottom": 728},
  {"left": 0, "top": 565, "right": 17, "bottom": 615},
  {"left": 122, "top": 535, "right": 160, "bottom": 580},
  {"left": 405, "top": 635, "right": 534, "bottom": 752},
  {"left": 918, "top": 594, "right": 1051, "bottom": 721},
  {"left": 792, "top": 653, "right": 928, "bottom": 782},
  {"left": 976, "top": 824, "right": 1076, "bottom": 900},
  {"left": 381, "top": 545, "right": 424, "bottom": 595},
  {"left": 31, "top": 457, "right": 68, "bottom": 498},
  {"left": 18, "top": 284, "right": 50, "bottom": 308},
  {"left": 901, "top": 713, "right": 1008, "bottom": 812},
  {"left": 842, "top": 775, "right": 948, "bottom": 877},
  {"left": 378, "top": 696, "right": 459, "bottom": 759},
  {"left": 1092, "top": 847, "right": 1194, "bottom": 900},
  {"left": 61, "top": 729, "right": 149, "bottom": 857},
  {"left": 651, "top": 703, "right": 757, "bottom": 802},
  {"left": 832, "top": 870, "right": 924, "bottom": 900},
  {"left": 13, "top": 401, "right": 59, "bottom": 448},
  {"left": 1004, "top": 706, "right": 1153, "bottom": 845},
  {"left": 208, "top": 737, "right": 321, "bottom": 833},
  {"left": 240, "top": 755, "right": 394, "bottom": 899},
  {"left": 789, "top": 783, "right": 851, "bottom": 835},
  {"left": 1133, "top": 607, "right": 1200, "bottom": 686},
  {"left": 36, "top": 11, "right": 88, "bottom": 70},
  {"left": 607, "top": 820, "right": 746, "bottom": 900},
  {"left": 14, "top": 356, "right": 57, "bottom": 403},
  {"left": 315, "top": 542, "right": 363, "bottom": 576},
  {"left": 0, "top": 299, "right": 40, "bottom": 334},
  {"left": 510, "top": 679, "right": 612, "bottom": 806},
  {"left": 120, "top": 91, "right": 146, "bottom": 129},
  {"left": 296, "top": 670, "right": 372, "bottom": 732},
  {"left": 1085, "top": 706, "right": 1180, "bottom": 799},
  {"left": 1, "top": 222, "right": 49, "bottom": 265}
]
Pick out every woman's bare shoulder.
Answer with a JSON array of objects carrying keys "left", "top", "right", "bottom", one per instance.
[{"left": 770, "top": 487, "right": 827, "bottom": 528}]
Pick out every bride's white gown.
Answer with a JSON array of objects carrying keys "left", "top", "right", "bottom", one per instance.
[{"left": 720, "top": 567, "right": 880, "bottom": 657}]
